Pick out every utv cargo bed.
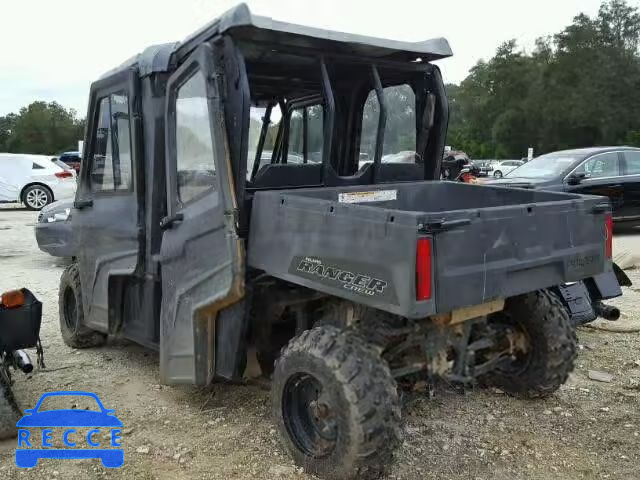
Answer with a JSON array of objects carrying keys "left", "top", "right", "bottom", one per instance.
[{"left": 248, "top": 182, "right": 609, "bottom": 318}]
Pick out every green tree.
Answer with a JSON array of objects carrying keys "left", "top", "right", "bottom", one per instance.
[
  {"left": 2, "top": 101, "right": 85, "bottom": 154},
  {"left": 446, "top": 0, "right": 640, "bottom": 159},
  {"left": 0, "top": 114, "right": 17, "bottom": 152}
]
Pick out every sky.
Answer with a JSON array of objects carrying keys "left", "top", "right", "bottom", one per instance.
[{"left": 0, "top": 0, "right": 616, "bottom": 117}]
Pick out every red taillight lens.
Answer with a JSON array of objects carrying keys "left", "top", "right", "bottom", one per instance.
[
  {"left": 416, "top": 238, "right": 432, "bottom": 301},
  {"left": 55, "top": 171, "right": 73, "bottom": 179},
  {"left": 605, "top": 214, "right": 613, "bottom": 259}
]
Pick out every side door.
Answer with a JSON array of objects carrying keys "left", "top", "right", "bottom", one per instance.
[
  {"left": 73, "top": 70, "right": 140, "bottom": 332},
  {"left": 620, "top": 150, "right": 640, "bottom": 221},
  {"left": 565, "top": 151, "right": 625, "bottom": 217},
  {"left": 159, "top": 43, "right": 244, "bottom": 385}
]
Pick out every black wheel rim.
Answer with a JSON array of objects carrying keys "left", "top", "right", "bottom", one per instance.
[
  {"left": 282, "top": 373, "right": 338, "bottom": 458},
  {"left": 63, "top": 287, "right": 78, "bottom": 332}
]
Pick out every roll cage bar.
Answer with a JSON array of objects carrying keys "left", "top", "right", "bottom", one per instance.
[{"left": 240, "top": 48, "right": 448, "bottom": 187}]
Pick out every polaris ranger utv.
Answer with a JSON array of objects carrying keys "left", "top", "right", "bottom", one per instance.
[{"left": 59, "top": 5, "right": 614, "bottom": 478}]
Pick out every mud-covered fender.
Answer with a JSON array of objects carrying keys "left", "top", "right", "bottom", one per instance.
[
  {"left": 591, "top": 263, "right": 625, "bottom": 300},
  {"left": 613, "top": 262, "right": 632, "bottom": 288}
]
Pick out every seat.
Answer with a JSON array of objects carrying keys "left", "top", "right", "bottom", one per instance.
[{"left": 251, "top": 163, "right": 323, "bottom": 189}]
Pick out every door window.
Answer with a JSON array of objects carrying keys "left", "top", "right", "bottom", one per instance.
[
  {"left": 624, "top": 151, "right": 640, "bottom": 175},
  {"left": 574, "top": 152, "right": 620, "bottom": 178},
  {"left": 89, "top": 94, "right": 132, "bottom": 192},
  {"left": 175, "top": 71, "right": 217, "bottom": 205}
]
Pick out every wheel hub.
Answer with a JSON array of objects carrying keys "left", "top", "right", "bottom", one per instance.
[
  {"left": 283, "top": 373, "right": 337, "bottom": 457},
  {"left": 26, "top": 188, "right": 48, "bottom": 208}
]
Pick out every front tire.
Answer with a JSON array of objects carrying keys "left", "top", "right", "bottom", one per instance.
[
  {"left": 59, "top": 263, "right": 107, "bottom": 348},
  {"left": 272, "top": 326, "right": 400, "bottom": 480},
  {"left": 482, "top": 289, "right": 576, "bottom": 398},
  {"left": 22, "top": 184, "right": 52, "bottom": 210}
]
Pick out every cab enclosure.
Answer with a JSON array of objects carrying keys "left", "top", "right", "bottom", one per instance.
[{"left": 67, "top": 4, "right": 609, "bottom": 388}]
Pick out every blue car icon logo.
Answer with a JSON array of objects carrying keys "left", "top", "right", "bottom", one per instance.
[{"left": 15, "top": 391, "right": 123, "bottom": 468}]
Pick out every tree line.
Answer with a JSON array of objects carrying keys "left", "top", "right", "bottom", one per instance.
[
  {"left": 0, "top": 102, "right": 85, "bottom": 155},
  {"left": 446, "top": 0, "right": 640, "bottom": 159}
]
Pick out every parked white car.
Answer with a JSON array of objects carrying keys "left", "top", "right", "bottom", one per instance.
[
  {"left": 493, "top": 160, "right": 525, "bottom": 178},
  {"left": 0, "top": 153, "right": 76, "bottom": 210}
]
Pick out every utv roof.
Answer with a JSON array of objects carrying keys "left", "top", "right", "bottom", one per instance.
[{"left": 102, "top": 3, "right": 452, "bottom": 79}]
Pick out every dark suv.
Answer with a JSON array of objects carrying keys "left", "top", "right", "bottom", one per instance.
[{"left": 489, "top": 146, "right": 640, "bottom": 225}]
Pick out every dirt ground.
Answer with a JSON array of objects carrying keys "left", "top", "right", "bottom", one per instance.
[{"left": 0, "top": 206, "right": 639, "bottom": 480}]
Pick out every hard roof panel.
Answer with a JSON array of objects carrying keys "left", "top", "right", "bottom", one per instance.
[
  {"left": 176, "top": 3, "right": 452, "bottom": 62},
  {"left": 102, "top": 3, "right": 452, "bottom": 79}
]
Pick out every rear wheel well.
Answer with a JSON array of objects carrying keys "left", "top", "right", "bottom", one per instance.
[{"left": 21, "top": 182, "right": 54, "bottom": 202}]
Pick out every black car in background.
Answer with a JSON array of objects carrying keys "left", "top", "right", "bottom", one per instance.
[{"left": 487, "top": 146, "right": 640, "bottom": 225}]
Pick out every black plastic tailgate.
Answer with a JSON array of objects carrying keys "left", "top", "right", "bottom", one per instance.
[{"left": 428, "top": 199, "right": 608, "bottom": 313}]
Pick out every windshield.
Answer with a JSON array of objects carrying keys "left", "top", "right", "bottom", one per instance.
[{"left": 504, "top": 153, "right": 578, "bottom": 178}]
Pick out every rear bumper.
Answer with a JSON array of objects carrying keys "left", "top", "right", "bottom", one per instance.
[{"left": 35, "top": 221, "right": 74, "bottom": 257}]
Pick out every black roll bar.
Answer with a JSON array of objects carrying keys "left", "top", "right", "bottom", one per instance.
[
  {"left": 370, "top": 65, "right": 387, "bottom": 184},
  {"left": 251, "top": 103, "right": 273, "bottom": 180},
  {"left": 320, "top": 58, "right": 335, "bottom": 183},
  {"left": 271, "top": 99, "right": 287, "bottom": 165},
  {"left": 426, "top": 67, "right": 449, "bottom": 180}
]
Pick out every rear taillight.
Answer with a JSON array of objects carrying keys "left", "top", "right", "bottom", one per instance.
[
  {"left": 55, "top": 171, "right": 73, "bottom": 179},
  {"left": 605, "top": 214, "right": 613, "bottom": 259},
  {"left": 416, "top": 238, "right": 432, "bottom": 301}
]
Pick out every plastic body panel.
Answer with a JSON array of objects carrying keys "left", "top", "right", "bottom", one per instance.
[{"left": 248, "top": 182, "right": 609, "bottom": 318}]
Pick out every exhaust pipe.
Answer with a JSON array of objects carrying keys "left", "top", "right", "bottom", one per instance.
[
  {"left": 11, "top": 350, "right": 33, "bottom": 374},
  {"left": 593, "top": 301, "right": 621, "bottom": 321}
]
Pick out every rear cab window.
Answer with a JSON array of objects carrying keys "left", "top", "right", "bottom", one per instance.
[
  {"left": 247, "top": 104, "right": 282, "bottom": 179},
  {"left": 287, "top": 105, "right": 324, "bottom": 164},
  {"left": 247, "top": 102, "right": 324, "bottom": 180},
  {"left": 359, "top": 84, "right": 417, "bottom": 170}
]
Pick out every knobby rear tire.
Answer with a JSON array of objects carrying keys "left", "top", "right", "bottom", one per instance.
[
  {"left": 272, "top": 326, "right": 401, "bottom": 479},
  {"left": 483, "top": 289, "right": 577, "bottom": 398}
]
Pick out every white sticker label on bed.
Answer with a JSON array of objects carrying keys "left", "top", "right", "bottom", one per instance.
[{"left": 338, "top": 190, "right": 397, "bottom": 204}]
